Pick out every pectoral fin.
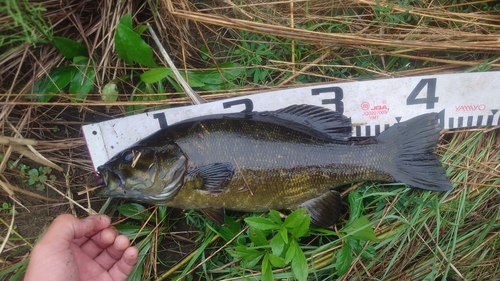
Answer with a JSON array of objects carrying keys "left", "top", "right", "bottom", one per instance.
[
  {"left": 189, "top": 162, "right": 235, "bottom": 194},
  {"left": 200, "top": 208, "right": 226, "bottom": 225},
  {"left": 299, "top": 190, "right": 342, "bottom": 227}
]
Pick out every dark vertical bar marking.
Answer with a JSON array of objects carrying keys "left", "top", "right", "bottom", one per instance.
[
  {"left": 467, "top": 116, "right": 473, "bottom": 127},
  {"left": 458, "top": 117, "right": 463, "bottom": 128},
  {"left": 476, "top": 115, "right": 483, "bottom": 126},
  {"left": 365, "top": 126, "right": 371, "bottom": 137},
  {"left": 374, "top": 125, "right": 380, "bottom": 135},
  {"left": 448, "top": 118, "right": 454, "bottom": 129}
]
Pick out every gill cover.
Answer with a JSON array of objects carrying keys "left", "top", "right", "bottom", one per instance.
[{"left": 97, "top": 142, "right": 187, "bottom": 203}]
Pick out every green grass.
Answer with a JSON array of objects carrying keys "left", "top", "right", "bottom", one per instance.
[{"left": 0, "top": 0, "right": 499, "bottom": 280}]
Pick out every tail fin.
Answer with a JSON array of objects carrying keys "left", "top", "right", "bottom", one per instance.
[{"left": 376, "top": 113, "right": 453, "bottom": 191}]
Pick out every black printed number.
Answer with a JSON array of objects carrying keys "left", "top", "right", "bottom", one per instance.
[
  {"left": 311, "top": 86, "right": 344, "bottom": 114},
  {"left": 406, "top": 78, "right": 438, "bottom": 109},
  {"left": 223, "top": 99, "right": 254, "bottom": 112},
  {"left": 153, "top": 113, "right": 168, "bottom": 129}
]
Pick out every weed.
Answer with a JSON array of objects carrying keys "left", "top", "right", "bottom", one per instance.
[{"left": 1, "top": 202, "right": 18, "bottom": 214}]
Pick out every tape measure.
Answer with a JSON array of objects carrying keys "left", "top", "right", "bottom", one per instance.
[{"left": 83, "top": 71, "right": 500, "bottom": 169}]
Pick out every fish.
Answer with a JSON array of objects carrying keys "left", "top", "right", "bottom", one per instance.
[{"left": 97, "top": 104, "right": 453, "bottom": 227}]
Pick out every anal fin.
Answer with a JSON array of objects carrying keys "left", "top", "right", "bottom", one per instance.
[{"left": 299, "top": 190, "right": 342, "bottom": 228}]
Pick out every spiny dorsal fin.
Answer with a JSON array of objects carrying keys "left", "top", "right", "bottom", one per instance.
[
  {"left": 299, "top": 190, "right": 342, "bottom": 227},
  {"left": 261, "top": 105, "right": 352, "bottom": 141}
]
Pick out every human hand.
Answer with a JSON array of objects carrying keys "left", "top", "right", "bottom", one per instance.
[{"left": 25, "top": 214, "right": 138, "bottom": 281}]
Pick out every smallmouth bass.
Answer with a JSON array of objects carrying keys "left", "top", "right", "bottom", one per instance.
[{"left": 97, "top": 105, "right": 452, "bottom": 227}]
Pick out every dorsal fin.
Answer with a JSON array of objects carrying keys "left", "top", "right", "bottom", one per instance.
[{"left": 258, "top": 104, "right": 352, "bottom": 141}]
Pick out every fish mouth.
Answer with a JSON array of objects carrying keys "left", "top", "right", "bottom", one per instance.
[{"left": 97, "top": 166, "right": 126, "bottom": 192}]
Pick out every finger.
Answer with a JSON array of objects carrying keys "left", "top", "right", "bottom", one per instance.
[
  {"left": 108, "top": 246, "right": 139, "bottom": 281},
  {"left": 93, "top": 235, "right": 131, "bottom": 270},
  {"left": 39, "top": 214, "right": 111, "bottom": 248},
  {"left": 78, "top": 227, "right": 119, "bottom": 259}
]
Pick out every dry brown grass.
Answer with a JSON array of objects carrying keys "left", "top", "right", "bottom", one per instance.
[{"left": 1, "top": 0, "right": 499, "bottom": 279}]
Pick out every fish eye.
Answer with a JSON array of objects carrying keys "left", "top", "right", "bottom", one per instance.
[{"left": 122, "top": 151, "right": 134, "bottom": 163}]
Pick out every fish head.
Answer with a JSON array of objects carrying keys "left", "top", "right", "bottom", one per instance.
[{"left": 97, "top": 142, "right": 187, "bottom": 203}]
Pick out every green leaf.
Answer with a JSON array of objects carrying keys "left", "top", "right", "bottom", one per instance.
[
  {"left": 135, "top": 24, "right": 149, "bottom": 35},
  {"left": 348, "top": 238, "right": 375, "bottom": 260},
  {"left": 157, "top": 206, "right": 168, "bottom": 221},
  {"left": 115, "top": 14, "right": 157, "bottom": 67},
  {"left": 270, "top": 232, "right": 285, "bottom": 256},
  {"left": 268, "top": 210, "right": 283, "bottom": 224},
  {"left": 28, "top": 169, "right": 39, "bottom": 177},
  {"left": 261, "top": 253, "right": 274, "bottom": 281},
  {"left": 268, "top": 253, "right": 286, "bottom": 267},
  {"left": 228, "top": 245, "right": 264, "bottom": 268},
  {"left": 291, "top": 240, "right": 308, "bottom": 281},
  {"left": 279, "top": 226, "right": 288, "bottom": 244},
  {"left": 218, "top": 217, "right": 242, "bottom": 242},
  {"left": 248, "top": 227, "right": 268, "bottom": 246},
  {"left": 33, "top": 66, "right": 75, "bottom": 102},
  {"left": 336, "top": 241, "right": 353, "bottom": 277},
  {"left": 69, "top": 56, "right": 96, "bottom": 101},
  {"left": 101, "top": 81, "right": 119, "bottom": 109},
  {"left": 348, "top": 191, "right": 363, "bottom": 224},
  {"left": 53, "top": 37, "right": 87, "bottom": 59},
  {"left": 293, "top": 213, "right": 310, "bottom": 238},
  {"left": 284, "top": 240, "right": 296, "bottom": 264},
  {"left": 114, "top": 224, "right": 152, "bottom": 239},
  {"left": 117, "top": 203, "right": 150, "bottom": 220},
  {"left": 140, "top": 68, "right": 172, "bottom": 83},
  {"left": 283, "top": 209, "right": 307, "bottom": 229},
  {"left": 244, "top": 217, "right": 279, "bottom": 231},
  {"left": 342, "top": 216, "right": 378, "bottom": 242}
]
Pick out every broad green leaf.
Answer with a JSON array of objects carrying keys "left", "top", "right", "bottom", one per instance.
[
  {"left": 140, "top": 68, "right": 171, "bottom": 83},
  {"left": 283, "top": 209, "right": 307, "bottom": 229},
  {"left": 284, "top": 240, "right": 296, "bottom": 264},
  {"left": 157, "top": 206, "right": 168, "bottom": 221},
  {"left": 53, "top": 37, "right": 87, "bottom": 59},
  {"left": 228, "top": 245, "right": 264, "bottom": 268},
  {"left": 291, "top": 240, "right": 308, "bottom": 281},
  {"left": 268, "top": 253, "right": 286, "bottom": 267},
  {"left": 279, "top": 226, "right": 289, "bottom": 244},
  {"left": 261, "top": 253, "right": 274, "bottom": 281},
  {"left": 268, "top": 210, "right": 283, "bottom": 224},
  {"left": 33, "top": 66, "right": 75, "bottom": 102},
  {"left": 114, "top": 224, "right": 152, "bottom": 239},
  {"left": 292, "top": 213, "right": 310, "bottom": 238},
  {"left": 115, "top": 14, "right": 157, "bottom": 67},
  {"left": 348, "top": 191, "right": 363, "bottom": 224},
  {"left": 342, "top": 216, "right": 378, "bottom": 242},
  {"left": 217, "top": 217, "right": 241, "bottom": 242},
  {"left": 101, "top": 81, "right": 119, "bottom": 109},
  {"left": 117, "top": 203, "right": 150, "bottom": 220},
  {"left": 347, "top": 238, "right": 375, "bottom": 260},
  {"left": 244, "top": 217, "right": 279, "bottom": 231},
  {"left": 248, "top": 227, "right": 268, "bottom": 247},
  {"left": 69, "top": 56, "right": 95, "bottom": 101},
  {"left": 185, "top": 74, "right": 206, "bottom": 88},
  {"left": 336, "top": 241, "right": 353, "bottom": 277},
  {"left": 270, "top": 233, "right": 285, "bottom": 256},
  {"left": 191, "top": 70, "right": 223, "bottom": 85}
]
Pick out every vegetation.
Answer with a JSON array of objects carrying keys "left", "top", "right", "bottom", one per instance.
[{"left": 1, "top": 0, "right": 499, "bottom": 280}]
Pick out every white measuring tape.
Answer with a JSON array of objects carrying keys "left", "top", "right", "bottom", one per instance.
[{"left": 83, "top": 71, "right": 500, "bottom": 169}]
